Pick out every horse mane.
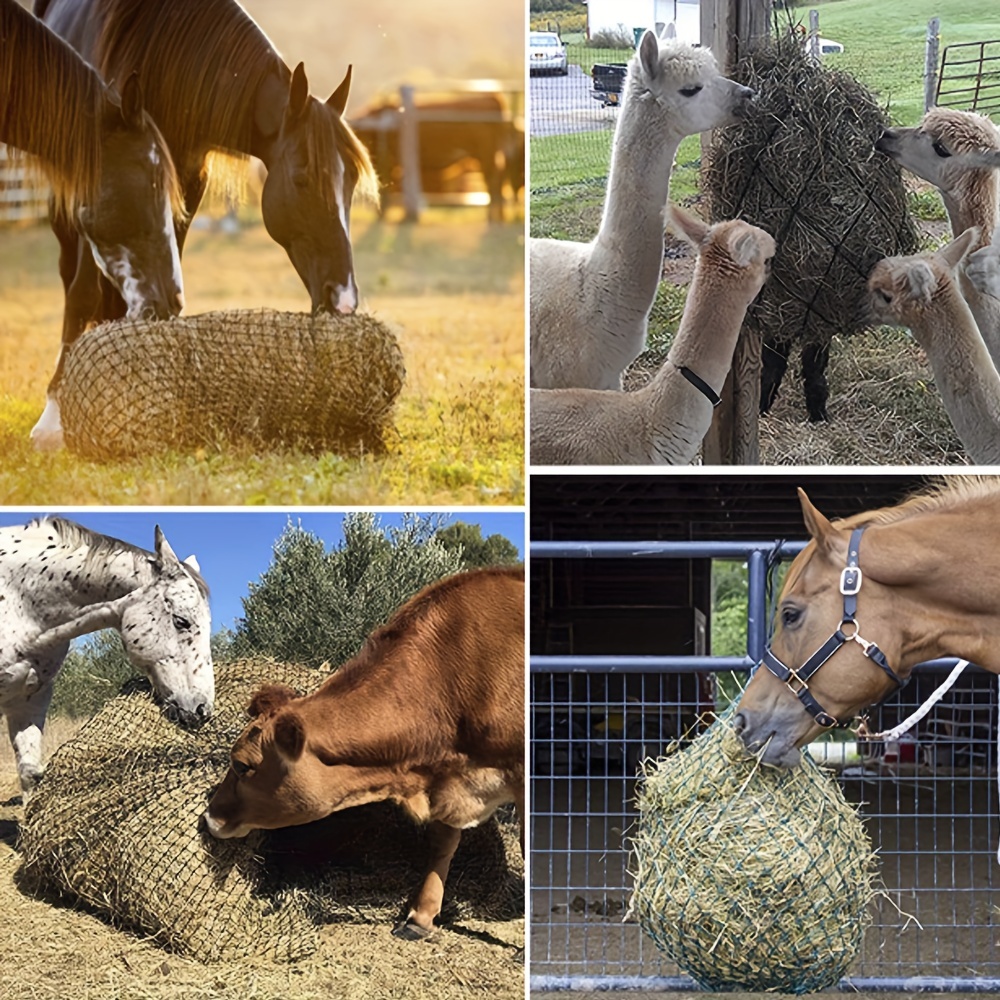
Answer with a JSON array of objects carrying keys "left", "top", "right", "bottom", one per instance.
[
  {"left": 33, "top": 516, "right": 210, "bottom": 598},
  {"left": 0, "top": 0, "right": 103, "bottom": 213},
  {"left": 836, "top": 476, "right": 1000, "bottom": 529}
]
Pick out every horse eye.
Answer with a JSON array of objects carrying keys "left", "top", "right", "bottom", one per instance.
[
  {"left": 679, "top": 85, "right": 703, "bottom": 98},
  {"left": 173, "top": 614, "right": 192, "bottom": 631},
  {"left": 781, "top": 606, "right": 802, "bottom": 628},
  {"left": 932, "top": 140, "right": 952, "bottom": 158},
  {"left": 231, "top": 759, "right": 252, "bottom": 778}
]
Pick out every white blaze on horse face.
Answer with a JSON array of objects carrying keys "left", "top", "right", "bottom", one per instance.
[
  {"left": 29, "top": 393, "right": 65, "bottom": 451},
  {"left": 335, "top": 273, "right": 358, "bottom": 314}
]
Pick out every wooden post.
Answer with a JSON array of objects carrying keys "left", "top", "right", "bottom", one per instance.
[
  {"left": 700, "top": 0, "right": 771, "bottom": 465},
  {"left": 399, "top": 85, "right": 422, "bottom": 223},
  {"left": 808, "top": 9, "right": 820, "bottom": 62},
  {"left": 924, "top": 17, "right": 941, "bottom": 112}
]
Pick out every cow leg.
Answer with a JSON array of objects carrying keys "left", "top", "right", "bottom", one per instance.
[
  {"left": 760, "top": 336, "right": 791, "bottom": 415},
  {"left": 393, "top": 820, "right": 462, "bottom": 940},
  {"left": 5, "top": 678, "right": 55, "bottom": 798}
]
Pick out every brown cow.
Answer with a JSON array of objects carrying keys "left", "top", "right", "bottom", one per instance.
[{"left": 204, "top": 566, "right": 524, "bottom": 939}]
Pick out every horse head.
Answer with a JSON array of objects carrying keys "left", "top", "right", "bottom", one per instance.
[
  {"left": 118, "top": 526, "right": 214, "bottom": 730},
  {"left": 734, "top": 489, "right": 907, "bottom": 766},
  {"left": 79, "top": 72, "right": 184, "bottom": 321},
  {"left": 261, "top": 62, "right": 377, "bottom": 316}
]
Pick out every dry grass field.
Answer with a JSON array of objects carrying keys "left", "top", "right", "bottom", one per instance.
[{"left": 0, "top": 0, "right": 525, "bottom": 504}]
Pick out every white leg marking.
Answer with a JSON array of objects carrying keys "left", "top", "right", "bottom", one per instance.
[{"left": 30, "top": 395, "right": 64, "bottom": 451}]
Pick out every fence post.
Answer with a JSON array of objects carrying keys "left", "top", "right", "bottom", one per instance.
[
  {"left": 924, "top": 18, "right": 941, "bottom": 112},
  {"left": 808, "top": 9, "right": 820, "bottom": 61},
  {"left": 399, "top": 85, "right": 422, "bottom": 223}
]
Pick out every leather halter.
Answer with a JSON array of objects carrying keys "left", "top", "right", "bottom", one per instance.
[{"left": 760, "top": 526, "right": 909, "bottom": 729}]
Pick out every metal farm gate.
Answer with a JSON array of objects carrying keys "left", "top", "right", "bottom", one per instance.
[
  {"left": 936, "top": 38, "right": 1000, "bottom": 118},
  {"left": 530, "top": 540, "right": 1000, "bottom": 991}
]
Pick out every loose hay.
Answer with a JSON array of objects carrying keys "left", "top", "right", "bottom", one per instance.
[
  {"left": 59, "top": 309, "right": 405, "bottom": 459},
  {"left": 19, "top": 659, "right": 522, "bottom": 963},
  {"left": 630, "top": 712, "right": 877, "bottom": 994}
]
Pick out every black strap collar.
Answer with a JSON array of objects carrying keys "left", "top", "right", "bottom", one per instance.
[{"left": 676, "top": 364, "right": 721, "bottom": 407}]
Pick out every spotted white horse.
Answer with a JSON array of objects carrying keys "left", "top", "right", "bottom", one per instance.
[{"left": 0, "top": 516, "right": 214, "bottom": 794}]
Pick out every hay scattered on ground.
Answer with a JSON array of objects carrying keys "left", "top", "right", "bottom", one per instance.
[
  {"left": 59, "top": 310, "right": 405, "bottom": 460},
  {"left": 19, "top": 659, "right": 522, "bottom": 964},
  {"left": 630, "top": 713, "right": 877, "bottom": 994}
]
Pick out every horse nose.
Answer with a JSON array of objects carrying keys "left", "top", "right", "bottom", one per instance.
[
  {"left": 174, "top": 290, "right": 185, "bottom": 313},
  {"left": 324, "top": 281, "right": 357, "bottom": 315}
]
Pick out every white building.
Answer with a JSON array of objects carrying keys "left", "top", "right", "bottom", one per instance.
[{"left": 587, "top": 0, "right": 700, "bottom": 45}]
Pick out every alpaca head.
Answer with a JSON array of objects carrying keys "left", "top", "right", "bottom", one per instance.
[
  {"left": 875, "top": 108, "right": 1000, "bottom": 197},
  {"left": 866, "top": 227, "right": 979, "bottom": 335},
  {"left": 630, "top": 31, "right": 755, "bottom": 137},
  {"left": 669, "top": 204, "right": 775, "bottom": 305}
]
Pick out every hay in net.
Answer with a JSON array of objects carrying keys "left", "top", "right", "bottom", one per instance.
[
  {"left": 630, "top": 711, "right": 877, "bottom": 994},
  {"left": 19, "top": 659, "right": 522, "bottom": 963},
  {"left": 58, "top": 309, "right": 405, "bottom": 460},
  {"left": 703, "top": 34, "right": 919, "bottom": 353}
]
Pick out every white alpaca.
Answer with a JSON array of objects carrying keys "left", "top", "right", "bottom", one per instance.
[
  {"left": 967, "top": 222, "right": 1000, "bottom": 300},
  {"left": 529, "top": 31, "right": 754, "bottom": 390},
  {"left": 530, "top": 206, "right": 775, "bottom": 465},
  {"left": 867, "top": 227, "right": 1000, "bottom": 464},
  {"left": 876, "top": 108, "right": 1000, "bottom": 364}
]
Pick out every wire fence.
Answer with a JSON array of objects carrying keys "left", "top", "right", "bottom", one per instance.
[{"left": 937, "top": 39, "right": 1000, "bottom": 118}]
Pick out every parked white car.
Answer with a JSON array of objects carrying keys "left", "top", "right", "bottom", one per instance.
[{"left": 530, "top": 31, "right": 569, "bottom": 75}]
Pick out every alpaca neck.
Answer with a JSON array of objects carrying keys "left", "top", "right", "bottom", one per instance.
[
  {"left": 912, "top": 290, "right": 1000, "bottom": 463},
  {"left": 942, "top": 173, "right": 999, "bottom": 247}
]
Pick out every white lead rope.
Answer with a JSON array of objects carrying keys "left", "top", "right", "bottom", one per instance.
[{"left": 856, "top": 660, "right": 971, "bottom": 742}]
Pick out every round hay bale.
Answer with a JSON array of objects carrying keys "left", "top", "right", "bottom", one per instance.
[
  {"left": 19, "top": 659, "right": 522, "bottom": 963},
  {"left": 630, "top": 712, "right": 877, "bottom": 994},
  {"left": 58, "top": 309, "right": 405, "bottom": 459},
  {"left": 703, "top": 34, "right": 920, "bottom": 417}
]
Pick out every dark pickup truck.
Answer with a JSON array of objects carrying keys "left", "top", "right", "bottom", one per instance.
[{"left": 591, "top": 63, "right": 628, "bottom": 106}]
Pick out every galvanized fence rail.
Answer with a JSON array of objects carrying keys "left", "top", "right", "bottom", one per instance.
[
  {"left": 936, "top": 39, "right": 1000, "bottom": 118},
  {"left": 0, "top": 144, "right": 48, "bottom": 223},
  {"left": 530, "top": 540, "right": 1000, "bottom": 991}
]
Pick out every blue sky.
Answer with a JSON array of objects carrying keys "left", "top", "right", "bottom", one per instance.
[{"left": 0, "top": 511, "right": 524, "bottom": 632}]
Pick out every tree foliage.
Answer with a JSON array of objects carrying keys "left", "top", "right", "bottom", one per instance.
[
  {"left": 51, "top": 631, "right": 133, "bottom": 718},
  {"left": 435, "top": 522, "right": 521, "bottom": 569},
  {"left": 231, "top": 513, "right": 464, "bottom": 669}
]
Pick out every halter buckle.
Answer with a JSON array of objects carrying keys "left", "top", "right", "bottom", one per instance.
[{"left": 840, "top": 566, "right": 862, "bottom": 596}]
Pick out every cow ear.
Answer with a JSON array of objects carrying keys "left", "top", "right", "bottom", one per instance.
[
  {"left": 248, "top": 684, "right": 298, "bottom": 718},
  {"left": 274, "top": 711, "right": 306, "bottom": 761}
]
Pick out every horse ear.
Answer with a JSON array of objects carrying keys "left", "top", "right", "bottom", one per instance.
[
  {"left": 273, "top": 711, "right": 306, "bottom": 761},
  {"left": 797, "top": 488, "right": 837, "bottom": 552},
  {"left": 327, "top": 65, "right": 352, "bottom": 116},
  {"left": 668, "top": 203, "right": 709, "bottom": 248},
  {"left": 638, "top": 30, "right": 660, "bottom": 81},
  {"left": 938, "top": 226, "right": 979, "bottom": 270},
  {"left": 154, "top": 525, "right": 182, "bottom": 569},
  {"left": 287, "top": 62, "right": 311, "bottom": 122},
  {"left": 183, "top": 554, "right": 201, "bottom": 573},
  {"left": 119, "top": 72, "right": 144, "bottom": 128},
  {"left": 248, "top": 684, "right": 298, "bottom": 718}
]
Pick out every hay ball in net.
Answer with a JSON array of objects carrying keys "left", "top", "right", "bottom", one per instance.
[
  {"left": 703, "top": 35, "right": 919, "bottom": 355},
  {"left": 19, "top": 658, "right": 522, "bottom": 963},
  {"left": 58, "top": 309, "right": 405, "bottom": 460},
  {"left": 630, "top": 712, "right": 877, "bottom": 994}
]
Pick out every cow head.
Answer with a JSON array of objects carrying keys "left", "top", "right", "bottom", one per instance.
[{"left": 202, "top": 683, "right": 387, "bottom": 839}]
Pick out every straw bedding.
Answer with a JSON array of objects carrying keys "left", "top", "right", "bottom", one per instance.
[
  {"left": 18, "top": 659, "right": 522, "bottom": 963},
  {"left": 630, "top": 712, "right": 877, "bottom": 994},
  {"left": 58, "top": 310, "right": 405, "bottom": 459}
]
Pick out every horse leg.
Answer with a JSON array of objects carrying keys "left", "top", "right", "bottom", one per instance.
[
  {"left": 802, "top": 339, "right": 831, "bottom": 422},
  {"left": 5, "top": 677, "right": 56, "bottom": 797},
  {"left": 760, "top": 336, "right": 791, "bottom": 415},
  {"left": 393, "top": 820, "right": 462, "bottom": 940}
]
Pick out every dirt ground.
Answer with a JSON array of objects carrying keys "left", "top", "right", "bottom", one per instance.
[{"left": 0, "top": 737, "right": 523, "bottom": 1000}]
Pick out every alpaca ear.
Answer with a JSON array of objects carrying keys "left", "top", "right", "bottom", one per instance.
[
  {"left": 668, "top": 203, "right": 709, "bottom": 248},
  {"left": 938, "top": 226, "right": 979, "bottom": 270},
  {"left": 638, "top": 30, "right": 660, "bottom": 81},
  {"left": 798, "top": 488, "right": 837, "bottom": 554},
  {"left": 660, "top": 22, "right": 677, "bottom": 40},
  {"left": 729, "top": 230, "right": 759, "bottom": 268},
  {"left": 958, "top": 149, "right": 1000, "bottom": 171},
  {"left": 906, "top": 261, "right": 938, "bottom": 304}
]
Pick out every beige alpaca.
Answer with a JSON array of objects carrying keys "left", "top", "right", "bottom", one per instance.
[
  {"left": 867, "top": 227, "right": 1000, "bottom": 464},
  {"left": 876, "top": 108, "right": 1000, "bottom": 365},
  {"left": 530, "top": 32, "right": 754, "bottom": 390},
  {"left": 530, "top": 206, "right": 775, "bottom": 465},
  {"left": 967, "top": 222, "right": 1000, "bottom": 300}
]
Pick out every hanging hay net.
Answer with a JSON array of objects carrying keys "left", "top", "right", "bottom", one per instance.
[
  {"left": 19, "top": 658, "right": 523, "bottom": 964},
  {"left": 703, "top": 34, "right": 920, "bottom": 355},
  {"left": 58, "top": 309, "right": 405, "bottom": 460},
  {"left": 630, "top": 710, "right": 877, "bottom": 994}
]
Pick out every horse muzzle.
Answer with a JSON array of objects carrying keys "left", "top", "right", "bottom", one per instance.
[{"left": 163, "top": 698, "right": 213, "bottom": 731}]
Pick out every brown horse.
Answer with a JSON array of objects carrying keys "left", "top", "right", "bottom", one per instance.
[
  {"left": 351, "top": 92, "right": 523, "bottom": 223},
  {"left": 735, "top": 477, "right": 1000, "bottom": 767},
  {"left": 36, "top": 0, "right": 378, "bottom": 328},
  {"left": 0, "top": 0, "right": 184, "bottom": 450}
]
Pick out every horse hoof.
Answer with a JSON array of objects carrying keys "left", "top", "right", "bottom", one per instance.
[
  {"left": 392, "top": 920, "right": 433, "bottom": 941},
  {"left": 29, "top": 426, "right": 65, "bottom": 452}
]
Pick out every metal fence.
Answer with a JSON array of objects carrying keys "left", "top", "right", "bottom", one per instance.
[
  {"left": 937, "top": 39, "right": 1000, "bottom": 118},
  {"left": 0, "top": 144, "right": 48, "bottom": 223},
  {"left": 530, "top": 540, "right": 1000, "bottom": 991}
]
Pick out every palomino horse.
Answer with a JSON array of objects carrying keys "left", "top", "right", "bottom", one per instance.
[
  {"left": 0, "top": 0, "right": 184, "bottom": 451},
  {"left": 735, "top": 478, "right": 1000, "bottom": 768},
  {"left": 0, "top": 517, "right": 213, "bottom": 793},
  {"left": 38, "top": 0, "right": 378, "bottom": 326}
]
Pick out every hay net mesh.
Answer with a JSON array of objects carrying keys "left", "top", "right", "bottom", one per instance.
[
  {"left": 19, "top": 659, "right": 522, "bottom": 964},
  {"left": 704, "top": 34, "right": 920, "bottom": 348},
  {"left": 59, "top": 309, "right": 406, "bottom": 460},
  {"left": 630, "top": 709, "right": 877, "bottom": 994}
]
